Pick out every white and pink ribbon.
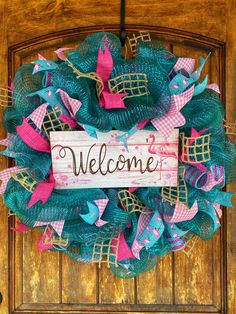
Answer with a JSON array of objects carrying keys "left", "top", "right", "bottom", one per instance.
[
  {"left": 163, "top": 201, "right": 198, "bottom": 223},
  {"left": 151, "top": 85, "right": 194, "bottom": 138},
  {"left": 27, "top": 103, "right": 49, "bottom": 129},
  {"left": 94, "top": 198, "right": 109, "bottom": 227},
  {"left": 34, "top": 220, "right": 65, "bottom": 236},
  {"left": 173, "top": 57, "right": 196, "bottom": 74},
  {"left": 0, "top": 166, "right": 23, "bottom": 195}
]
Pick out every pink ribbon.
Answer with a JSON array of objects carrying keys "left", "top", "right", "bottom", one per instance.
[
  {"left": 38, "top": 228, "right": 54, "bottom": 252},
  {"left": 96, "top": 44, "right": 127, "bottom": 109},
  {"left": 94, "top": 198, "right": 109, "bottom": 227},
  {"left": 163, "top": 201, "right": 198, "bottom": 223},
  {"left": 56, "top": 89, "right": 82, "bottom": 128},
  {"left": 11, "top": 221, "right": 29, "bottom": 232},
  {"left": 26, "top": 103, "right": 49, "bottom": 129},
  {"left": 112, "top": 231, "right": 135, "bottom": 262},
  {"left": 27, "top": 172, "right": 55, "bottom": 208},
  {"left": 16, "top": 118, "right": 50, "bottom": 153},
  {"left": 151, "top": 85, "right": 194, "bottom": 138},
  {"left": 131, "top": 210, "right": 153, "bottom": 259},
  {"left": 34, "top": 220, "right": 65, "bottom": 236}
]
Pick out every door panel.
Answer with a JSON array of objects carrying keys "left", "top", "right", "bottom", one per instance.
[{"left": 4, "top": 27, "right": 227, "bottom": 314}]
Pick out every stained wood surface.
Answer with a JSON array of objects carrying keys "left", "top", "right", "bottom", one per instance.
[{"left": 0, "top": 1, "right": 235, "bottom": 314}]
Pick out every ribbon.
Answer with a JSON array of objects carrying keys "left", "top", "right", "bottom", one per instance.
[
  {"left": 163, "top": 201, "right": 198, "bottom": 223},
  {"left": 131, "top": 209, "right": 153, "bottom": 259},
  {"left": 54, "top": 48, "right": 71, "bottom": 61},
  {"left": 11, "top": 221, "right": 29, "bottom": 232},
  {"left": 26, "top": 103, "right": 49, "bottom": 129},
  {"left": 165, "top": 224, "right": 187, "bottom": 251},
  {"left": 207, "top": 83, "right": 220, "bottom": 94},
  {"left": 94, "top": 198, "right": 109, "bottom": 226},
  {"left": 0, "top": 166, "right": 23, "bottom": 195},
  {"left": 28, "top": 87, "right": 61, "bottom": 107},
  {"left": 56, "top": 89, "right": 82, "bottom": 117},
  {"left": 80, "top": 201, "right": 99, "bottom": 225},
  {"left": 185, "top": 165, "right": 225, "bottom": 191},
  {"left": 80, "top": 198, "right": 109, "bottom": 226},
  {"left": 205, "top": 189, "right": 234, "bottom": 208},
  {"left": 27, "top": 172, "right": 55, "bottom": 208},
  {"left": 151, "top": 85, "right": 194, "bottom": 138},
  {"left": 169, "top": 53, "right": 210, "bottom": 95},
  {"left": 112, "top": 231, "right": 135, "bottom": 262},
  {"left": 116, "top": 119, "right": 149, "bottom": 151},
  {"left": 32, "top": 59, "right": 58, "bottom": 74},
  {"left": 34, "top": 220, "right": 65, "bottom": 236},
  {"left": 38, "top": 228, "right": 54, "bottom": 252},
  {"left": 16, "top": 118, "right": 50, "bottom": 153},
  {"left": 137, "top": 210, "right": 164, "bottom": 249},
  {"left": 173, "top": 57, "right": 196, "bottom": 75},
  {"left": 96, "top": 44, "right": 127, "bottom": 109}
]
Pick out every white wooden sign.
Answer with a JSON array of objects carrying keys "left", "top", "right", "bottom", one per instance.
[{"left": 50, "top": 130, "right": 179, "bottom": 189}]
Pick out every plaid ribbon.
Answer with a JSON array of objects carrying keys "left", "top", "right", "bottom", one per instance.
[
  {"left": 27, "top": 103, "right": 49, "bottom": 129},
  {"left": 131, "top": 209, "right": 153, "bottom": 259},
  {"left": 207, "top": 83, "right": 220, "bottom": 94},
  {"left": 151, "top": 85, "right": 194, "bottom": 138},
  {"left": 34, "top": 220, "right": 65, "bottom": 236},
  {"left": 0, "top": 166, "right": 22, "bottom": 195},
  {"left": 94, "top": 198, "right": 109, "bottom": 227},
  {"left": 56, "top": 89, "right": 82, "bottom": 117},
  {"left": 174, "top": 57, "right": 196, "bottom": 74},
  {"left": 163, "top": 201, "right": 198, "bottom": 223}
]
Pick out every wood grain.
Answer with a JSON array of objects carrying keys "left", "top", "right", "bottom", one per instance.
[
  {"left": 0, "top": 0, "right": 234, "bottom": 312},
  {"left": 0, "top": 0, "right": 9, "bottom": 313},
  {"left": 6, "top": 0, "right": 227, "bottom": 46},
  {"left": 226, "top": 1, "right": 236, "bottom": 313}
]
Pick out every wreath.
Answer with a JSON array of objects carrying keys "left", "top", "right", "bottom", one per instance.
[{"left": 1, "top": 32, "right": 235, "bottom": 278}]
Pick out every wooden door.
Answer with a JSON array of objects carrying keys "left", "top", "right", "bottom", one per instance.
[{"left": 0, "top": 1, "right": 235, "bottom": 314}]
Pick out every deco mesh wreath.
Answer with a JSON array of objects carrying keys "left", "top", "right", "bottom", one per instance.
[{"left": 1, "top": 32, "right": 236, "bottom": 278}]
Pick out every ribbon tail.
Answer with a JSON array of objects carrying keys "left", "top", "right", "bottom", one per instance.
[
  {"left": 112, "top": 231, "right": 135, "bottom": 262},
  {"left": 27, "top": 173, "right": 55, "bottom": 208}
]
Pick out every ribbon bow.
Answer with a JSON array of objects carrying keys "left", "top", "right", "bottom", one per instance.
[{"left": 96, "top": 44, "right": 127, "bottom": 109}]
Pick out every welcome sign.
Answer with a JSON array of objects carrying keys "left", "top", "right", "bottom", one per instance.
[{"left": 50, "top": 130, "right": 179, "bottom": 189}]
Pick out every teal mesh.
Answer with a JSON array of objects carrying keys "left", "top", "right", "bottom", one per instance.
[{"left": 1, "top": 32, "right": 236, "bottom": 278}]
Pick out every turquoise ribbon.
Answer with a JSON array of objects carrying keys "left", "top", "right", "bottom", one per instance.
[
  {"left": 80, "top": 201, "right": 99, "bottom": 225},
  {"left": 28, "top": 87, "right": 61, "bottom": 107},
  {"left": 137, "top": 210, "right": 164, "bottom": 249},
  {"left": 205, "top": 189, "right": 234, "bottom": 208},
  {"left": 169, "top": 53, "right": 210, "bottom": 95}
]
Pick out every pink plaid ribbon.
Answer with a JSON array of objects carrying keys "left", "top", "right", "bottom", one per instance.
[
  {"left": 213, "top": 202, "right": 222, "bottom": 218},
  {"left": 174, "top": 57, "right": 195, "bottom": 74},
  {"left": 34, "top": 220, "right": 65, "bottom": 236},
  {"left": 94, "top": 198, "right": 109, "bottom": 227},
  {"left": 151, "top": 85, "right": 194, "bottom": 138},
  {"left": 56, "top": 89, "right": 82, "bottom": 117},
  {"left": 0, "top": 166, "right": 22, "bottom": 195},
  {"left": 27, "top": 103, "right": 49, "bottom": 129},
  {"left": 54, "top": 48, "right": 71, "bottom": 61},
  {"left": 163, "top": 201, "right": 198, "bottom": 223},
  {"left": 207, "top": 83, "right": 220, "bottom": 94},
  {"left": 131, "top": 210, "right": 153, "bottom": 259},
  {"left": 0, "top": 137, "right": 8, "bottom": 146}
]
